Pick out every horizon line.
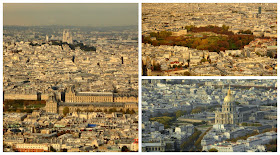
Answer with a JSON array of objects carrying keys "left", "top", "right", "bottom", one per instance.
[{"left": 3, "top": 24, "right": 138, "bottom": 27}]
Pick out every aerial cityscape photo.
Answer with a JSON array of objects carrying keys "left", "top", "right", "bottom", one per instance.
[
  {"left": 142, "top": 3, "right": 277, "bottom": 76},
  {"left": 3, "top": 3, "right": 139, "bottom": 152},
  {"left": 142, "top": 79, "right": 277, "bottom": 152},
  {"left": 2, "top": 2, "right": 279, "bottom": 153}
]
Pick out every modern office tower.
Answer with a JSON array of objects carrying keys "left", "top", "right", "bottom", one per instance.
[{"left": 258, "top": 7, "right": 262, "bottom": 14}]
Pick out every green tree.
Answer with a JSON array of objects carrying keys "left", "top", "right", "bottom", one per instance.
[
  {"left": 50, "top": 146, "right": 56, "bottom": 152},
  {"left": 180, "top": 128, "right": 202, "bottom": 151},
  {"left": 209, "top": 148, "right": 218, "bottom": 152},
  {"left": 222, "top": 25, "right": 229, "bottom": 31},
  {"left": 131, "top": 109, "right": 136, "bottom": 114},
  {"left": 185, "top": 25, "right": 195, "bottom": 31},
  {"left": 191, "top": 106, "right": 206, "bottom": 114},
  {"left": 63, "top": 107, "right": 69, "bottom": 116},
  {"left": 201, "top": 58, "right": 207, "bottom": 63},
  {"left": 165, "top": 143, "right": 174, "bottom": 151},
  {"left": 175, "top": 110, "right": 185, "bottom": 118},
  {"left": 121, "top": 146, "right": 130, "bottom": 152},
  {"left": 76, "top": 108, "right": 81, "bottom": 113},
  {"left": 125, "top": 109, "right": 131, "bottom": 114},
  {"left": 184, "top": 71, "right": 191, "bottom": 76},
  {"left": 26, "top": 109, "right": 33, "bottom": 113},
  {"left": 150, "top": 116, "right": 175, "bottom": 129}
]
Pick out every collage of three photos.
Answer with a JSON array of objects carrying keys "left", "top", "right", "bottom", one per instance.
[{"left": 2, "top": 2, "right": 278, "bottom": 152}]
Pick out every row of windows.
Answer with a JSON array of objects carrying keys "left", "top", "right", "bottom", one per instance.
[
  {"left": 17, "top": 149, "right": 45, "bottom": 152},
  {"left": 64, "top": 105, "right": 125, "bottom": 111},
  {"left": 17, "top": 145, "right": 47, "bottom": 149},
  {"left": 68, "top": 96, "right": 113, "bottom": 102},
  {"left": 115, "top": 97, "right": 137, "bottom": 100},
  {"left": 66, "top": 95, "right": 136, "bottom": 101},
  {"left": 223, "top": 107, "right": 235, "bottom": 111},
  {"left": 145, "top": 147, "right": 163, "bottom": 151},
  {"left": 126, "top": 105, "right": 137, "bottom": 108}
]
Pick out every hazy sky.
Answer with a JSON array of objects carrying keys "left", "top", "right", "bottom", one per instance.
[{"left": 4, "top": 3, "right": 138, "bottom": 26}]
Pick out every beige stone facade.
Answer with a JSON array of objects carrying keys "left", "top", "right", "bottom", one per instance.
[
  {"left": 45, "top": 87, "right": 138, "bottom": 114},
  {"left": 58, "top": 102, "right": 138, "bottom": 114},
  {"left": 65, "top": 90, "right": 113, "bottom": 103},
  {"left": 215, "top": 86, "right": 241, "bottom": 124},
  {"left": 113, "top": 93, "right": 138, "bottom": 102},
  {"left": 45, "top": 96, "right": 58, "bottom": 113},
  {"left": 65, "top": 88, "right": 138, "bottom": 103}
]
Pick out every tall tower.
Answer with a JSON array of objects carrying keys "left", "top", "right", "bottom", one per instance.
[
  {"left": 62, "top": 29, "right": 73, "bottom": 44},
  {"left": 258, "top": 7, "right": 262, "bottom": 14},
  {"left": 46, "top": 35, "right": 49, "bottom": 42}
]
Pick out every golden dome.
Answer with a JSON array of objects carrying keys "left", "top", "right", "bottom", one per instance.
[{"left": 224, "top": 85, "right": 234, "bottom": 103}]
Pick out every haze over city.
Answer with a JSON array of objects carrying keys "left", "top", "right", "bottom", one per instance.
[{"left": 4, "top": 3, "right": 138, "bottom": 27}]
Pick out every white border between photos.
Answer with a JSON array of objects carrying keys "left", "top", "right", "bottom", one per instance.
[
  {"left": 1, "top": 0, "right": 279, "bottom": 154},
  {"left": 138, "top": 2, "right": 142, "bottom": 153}
]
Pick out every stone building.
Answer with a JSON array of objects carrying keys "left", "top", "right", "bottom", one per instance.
[
  {"left": 215, "top": 86, "right": 242, "bottom": 124},
  {"left": 65, "top": 87, "right": 138, "bottom": 103},
  {"left": 13, "top": 143, "right": 49, "bottom": 152},
  {"left": 142, "top": 142, "right": 166, "bottom": 152},
  {"left": 45, "top": 87, "right": 138, "bottom": 114},
  {"left": 62, "top": 29, "right": 73, "bottom": 44},
  {"left": 58, "top": 102, "right": 138, "bottom": 114},
  {"left": 113, "top": 92, "right": 138, "bottom": 102},
  {"left": 215, "top": 86, "right": 261, "bottom": 125},
  {"left": 45, "top": 95, "right": 58, "bottom": 114},
  {"left": 65, "top": 87, "right": 113, "bottom": 103}
]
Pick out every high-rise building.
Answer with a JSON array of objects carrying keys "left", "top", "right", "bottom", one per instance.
[{"left": 62, "top": 29, "right": 73, "bottom": 44}]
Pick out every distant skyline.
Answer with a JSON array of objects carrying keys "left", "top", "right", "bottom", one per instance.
[{"left": 4, "top": 3, "right": 138, "bottom": 27}]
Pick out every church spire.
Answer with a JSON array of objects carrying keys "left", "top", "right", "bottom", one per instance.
[{"left": 227, "top": 85, "right": 231, "bottom": 95}]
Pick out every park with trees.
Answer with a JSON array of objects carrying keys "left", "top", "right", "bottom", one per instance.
[
  {"left": 142, "top": 25, "right": 255, "bottom": 52},
  {"left": 4, "top": 99, "right": 46, "bottom": 113}
]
